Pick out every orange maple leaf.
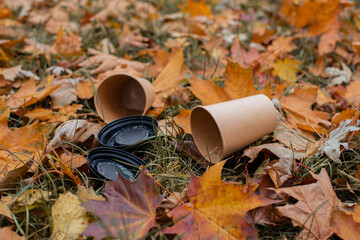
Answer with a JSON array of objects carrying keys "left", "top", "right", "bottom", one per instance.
[
  {"left": 190, "top": 60, "right": 271, "bottom": 106},
  {"left": 0, "top": 97, "right": 53, "bottom": 188},
  {"left": 280, "top": 0, "right": 340, "bottom": 36},
  {"left": 164, "top": 161, "right": 275, "bottom": 239}
]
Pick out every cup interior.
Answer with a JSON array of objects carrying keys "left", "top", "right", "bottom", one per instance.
[
  {"left": 190, "top": 107, "right": 223, "bottom": 163},
  {"left": 95, "top": 74, "right": 146, "bottom": 122}
]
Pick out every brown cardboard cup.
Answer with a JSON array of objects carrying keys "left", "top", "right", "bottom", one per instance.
[
  {"left": 190, "top": 94, "right": 278, "bottom": 163},
  {"left": 94, "top": 73, "right": 155, "bottom": 123}
]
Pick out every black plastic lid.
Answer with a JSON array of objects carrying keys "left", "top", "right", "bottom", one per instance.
[
  {"left": 98, "top": 116, "right": 158, "bottom": 149},
  {"left": 87, "top": 147, "right": 148, "bottom": 181}
]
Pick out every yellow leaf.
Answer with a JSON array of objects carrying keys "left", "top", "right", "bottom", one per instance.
[
  {"left": 51, "top": 192, "right": 88, "bottom": 240},
  {"left": 272, "top": 58, "right": 302, "bottom": 83},
  {"left": 76, "top": 185, "right": 105, "bottom": 204}
]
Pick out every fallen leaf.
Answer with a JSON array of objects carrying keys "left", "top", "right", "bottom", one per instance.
[
  {"left": 319, "top": 120, "right": 360, "bottom": 163},
  {"left": 0, "top": 226, "right": 24, "bottom": 240},
  {"left": 17, "top": 189, "right": 51, "bottom": 206},
  {"left": 0, "top": 65, "right": 22, "bottom": 81},
  {"left": 331, "top": 109, "right": 358, "bottom": 125},
  {"left": 278, "top": 85, "right": 331, "bottom": 133},
  {"left": 274, "top": 168, "right": 341, "bottom": 239},
  {"left": 272, "top": 58, "right": 302, "bottom": 83},
  {"left": 79, "top": 48, "right": 145, "bottom": 75},
  {"left": 164, "top": 161, "right": 275, "bottom": 239},
  {"left": 75, "top": 80, "right": 94, "bottom": 99},
  {"left": 173, "top": 109, "right": 191, "bottom": 134},
  {"left": 50, "top": 27, "right": 82, "bottom": 58},
  {"left": 24, "top": 104, "right": 82, "bottom": 123},
  {"left": 7, "top": 76, "right": 60, "bottom": 110},
  {"left": 344, "top": 81, "right": 360, "bottom": 106},
  {"left": 0, "top": 195, "right": 13, "bottom": 219},
  {"left": 243, "top": 143, "right": 307, "bottom": 187},
  {"left": 180, "top": 0, "right": 211, "bottom": 17},
  {"left": 331, "top": 204, "right": 360, "bottom": 240},
  {"left": 152, "top": 48, "right": 184, "bottom": 107},
  {"left": 324, "top": 62, "right": 352, "bottom": 85},
  {"left": 189, "top": 77, "right": 230, "bottom": 105},
  {"left": 49, "top": 78, "right": 80, "bottom": 106},
  {"left": 280, "top": 0, "right": 340, "bottom": 36},
  {"left": 0, "top": 97, "right": 53, "bottom": 186},
  {"left": 82, "top": 170, "right": 164, "bottom": 239},
  {"left": 58, "top": 149, "right": 88, "bottom": 169},
  {"left": 189, "top": 60, "right": 271, "bottom": 106},
  {"left": 318, "top": 29, "right": 340, "bottom": 56},
  {"left": 76, "top": 185, "right": 105, "bottom": 204},
  {"left": 46, "top": 120, "right": 102, "bottom": 153},
  {"left": 51, "top": 192, "right": 88, "bottom": 240},
  {"left": 273, "top": 123, "right": 314, "bottom": 152}
]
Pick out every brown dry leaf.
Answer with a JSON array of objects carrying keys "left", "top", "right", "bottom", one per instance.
[
  {"left": 164, "top": 161, "right": 276, "bottom": 239},
  {"left": 79, "top": 48, "right": 145, "bottom": 75},
  {"left": 24, "top": 104, "right": 82, "bottom": 123},
  {"left": 318, "top": 29, "right": 340, "bottom": 56},
  {"left": 7, "top": 76, "right": 60, "bottom": 111},
  {"left": 75, "top": 80, "right": 94, "bottom": 99},
  {"left": 331, "top": 204, "right": 360, "bottom": 240},
  {"left": 243, "top": 143, "right": 307, "bottom": 187},
  {"left": 0, "top": 65, "right": 22, "bottom": 81},
  {"left": 273, "top": 123, "right": 314, "bottom": 152},
  {"left": 332, "top": 109, "right": 358, "bottom": 125},
  {"left": 152, "top": 48, "right": 184, "bottom": 107},
  {"left": 0, "top": 97, "right": 53, "bottom": 187},
  {"left": 44, "top": 4, "right": 71, "bottom": 35},
  {"left": 179, "top": 0, "right": 211, "bottom": 17},
  {"left": 0, "top": 195, "right": 13, "bottom": 219},
  {"left": 46, "top": 120, "right": 102, "bottom": 153},
  {"left": 266, "top": 36, "right": 296, "bottom": 61},
  {"left": 173, "top": 109, "right": 191, "bottom": 134},
  {"left": 274, "top": 168, "right": 341, "bottom": 239},
  {"left": 76, "top": 185, "right": 105, "bottom": 204},
  {"left": 49, "top": 78, "right": 80, "bottom": 106},
  {"left": 139, "top": 48, "right": 169, "bottom": 77},
  {"left": 58, "top": 149, "right": 87, "bottom": 169},
  {"left": 272, "top": 58, "right": 302, "bottom": 83},
  {"left": 280, "top": 0, "right": 340, "bottom": 36},
  {"left": 51, "top": 192, "right": 88, "bottom": 240},
  {"left": 50, "top": 27, "right": 82, "bottom": 58},
  {"left": 345, "top": 81, "right": 360, "bottom": 106},
  {"left": 278, "top": 85, "right": 330, "bottom": 133},
  {"left": 0, "top": 226, "right": 24, "bottom": 240}
]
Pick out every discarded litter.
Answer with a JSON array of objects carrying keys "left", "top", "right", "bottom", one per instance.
[
  {"left": 87, "top": 147, "right": 147, "bottom": 181},
  {"left": 94, "top": 73, "right": 155, "bottom": 123},
  {"left": 98, "top": 115, "right": 158, "bottom": 150},
  {"left": 190, "top": 94, "right": 278, "bottom": 163}
]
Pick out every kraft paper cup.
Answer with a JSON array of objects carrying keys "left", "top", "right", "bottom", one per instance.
[
  {"left": 94, "top": 73, "right": 155, "bottom": 123},
  {"left": 190, "top": 94, "right": 278, "bottom": 163}
]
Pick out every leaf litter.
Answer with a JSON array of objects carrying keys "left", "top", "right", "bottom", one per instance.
[{"left": 0, "top": 0, "right": 360, "bottom": 239}]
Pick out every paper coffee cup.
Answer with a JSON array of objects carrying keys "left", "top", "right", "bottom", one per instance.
[
  {"left": 94, "top": 73, "right": 155, "bottom": 123},
  {"left": 190, "top": 94, "right": 278, "bottom": 163}
]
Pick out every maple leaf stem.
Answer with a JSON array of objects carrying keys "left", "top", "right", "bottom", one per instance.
[
  {"left": 306, "top": 118, "right": 322, "bottom": 138},
  {"left": 142, "top": 167, "right": 186, "bottom": 206}
]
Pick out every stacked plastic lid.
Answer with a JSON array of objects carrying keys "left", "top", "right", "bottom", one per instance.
[{"left": 88, "top": 116, "right": 158, "bottom": 181}]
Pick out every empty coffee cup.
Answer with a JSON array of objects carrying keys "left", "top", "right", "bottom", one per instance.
[
  {"left": 94, "top": 73, "right": 155, "bottom": 123},
  {"left": 190, "top": 94, "right": 278, "bottom": 163}
]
